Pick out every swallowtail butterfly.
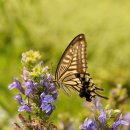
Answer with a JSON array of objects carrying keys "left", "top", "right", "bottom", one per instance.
[{"left": 55, "top": 34, "right": 108, "bottom": 101}]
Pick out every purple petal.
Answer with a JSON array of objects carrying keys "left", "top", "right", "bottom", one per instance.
[
  {"left": 34, "top": 82, "right": 39, "bottom": 88},
  {"left": 18, "top": 104, "right": 32, "bottom": 112},
  {"left": 47, "top": 106, "right": 55, "bottom": 115},
  {"left": 14, "top": 94, "right": 23, "bottom": 104},
  {"left": 40, "top": 92, "right": 46, "bottom": 100},
  {"left": 24, "top": 80, "right": 34, "bottom": 90},
  {"left": 8, "top": 78, "right": 24, "bottom": 94},
  {"left": 41, "top": 102, "right": 50, "bottom": 109},
  {"left": 80, "top": 118, "right": 98, "bottom": 130},
  {"left": 83, "top": 118, "right": 88, "bottom": 127},
  {"left": 41, "top": 102, "right": 51, "bottom": 112},
  {"left": 96, "top": 98, "right": 102, "bottom": 111},
  {"left": 44, "top": 80, "right": 50, "bottom": 89},
  {"left": 25, "top": 88, "right": 34, "bottom": 98},
  {"left": 111, "top": 115, "right": 129, "bottom": 129},
  {"left": 124, "top": 113, "right": 130, "bottom": 122},
  {"left": 48, "top": 84, "right": 56, "bottom": 92},
  {"left": 23, "top": 68, "right": 28, "bottom": 80},
  {"left": 46, "top": 105, "right": 52, "bottom": 113},
  {"left": 47, "top": 74, "right": 52, "bottom": 81},
  {"left": 87, "top": 118, "right": 98, "bottom": 130},
  {"left": 41, "top": 101, "right": 55, "bottom": 115},
  {"left": 98, "top": 110, "right": 106, "bottom": 126},
  {"left": 24, "top": 80, "right": 36, "bottom": 98},
  {"left": 46, "top": 105, "right": 55, "bottom": 115},
  {"left": 79, "top": 125, "right": 86, "bottom": 130},
  {"left": 8, "top": 82, "right": 17, "bottom": 90},
  {"left": 112, "top": 120, "right": 129, "bottom": 129},
  {"left": 43, "top": 95, "right": 54, "bottom": 103},
  {"left": 52, "top": 91, "right": 58, "bottom": 100}
]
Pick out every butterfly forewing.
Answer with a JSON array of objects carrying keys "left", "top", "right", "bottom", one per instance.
[
  {"left": 55, "top": 34, "right": 88, "bottom": 93},
  {"left": 55, "top": 34, "right": 87, "bottom": 80}
]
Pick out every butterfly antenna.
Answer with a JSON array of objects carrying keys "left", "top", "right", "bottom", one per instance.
[{"left": 93, "top": 91, "right": 108, "bottom": 100}]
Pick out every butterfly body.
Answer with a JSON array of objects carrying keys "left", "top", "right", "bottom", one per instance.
[{"left": 55, "top": 34, "right": 107, "bottom": 101}]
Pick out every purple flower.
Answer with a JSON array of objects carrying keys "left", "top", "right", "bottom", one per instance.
[
  {"left": 18, "top": 104, "right": 32, "bottom": 113},
  {"left": 14, "top": 94, "right": 24, "bottom": 104},
  {"left": 25, "top": 88, "right": 34, "bottom": 98},
  {"left": 124, "top": 113, "right": 130, "bottom": 122},
  {"left": 124, "top": 113, "right": 130, "bottom": 130},
  {"left": 42, "top": 76, "right": 58, "bottom": 101},
  {"left": 8, "top": 78, "right": 24, "bottom": 94},
  {"left": 43, "top": 95, "right": 54, "bottom": 103},
  {"left": 48, "top": 84, "right": 56, "bottom": 92},
  {"left": 23, "top": 68, "right": 28, "bottom": 81},
  {"left": 111, "top": 115, "right": 129, "bottom": 130},
  {"left": 36, "top": 76, "right": 57, "bottom": 114},
  {"left": 98, "top": 110, "right": 106, "bottom": 126},
  {"left": 40, "top": 93, "right": 56, "bottom": 115},
  {"left": 41, "top": 102, "right": 55, "bottom": 115},
  {"left": 80, "top": 98, "right": 129, "bottom": 130},
  {"left": 44, "top": 81, "right": 57, "bottom": 95},
  {"left": 14, "top": 94, "right": 32, "bottom": 112},
  {"left": 52, "top": 91, "right": 58, "bottom": 100},
  {"left": 34, "top": 82, "right": 39, "bottom": 88},
  {"left": 47, "top": 74, "right": 52, "bottom": 81},
  {"left": 96, "top": 98, "right": 102, "bottom": 111},
  {"left": 40, "top": 92, "right": 46, "bottom": 99},
  {"left": 25, "top": 80, "right": 35, "bottom": 90},
  {"left": 44, "top": 80, "right": 50, "bottom": 90},
  {"left": 79, "top": 118, "right": 98, "bottom": 130},
  {"left": 8, "top": 50, "right": 59, "bottom": 129},
  {"left": 24, "top": 80, "right": 36, "bottom": 98}
]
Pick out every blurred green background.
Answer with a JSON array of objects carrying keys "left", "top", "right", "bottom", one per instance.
[{"left": 0, "top": 0, "right": 130, "bottom": 129}]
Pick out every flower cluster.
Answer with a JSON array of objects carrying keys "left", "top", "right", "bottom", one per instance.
[
  {"left": 124, "top": 113, "right": 130, "bottom": 130},
  {"left": 108, "top": 84, "right": 128, "bottom": 109},
  {"left": 8, "top": 50, "right": 58, "bottom": 129},
  {"left": 57, "top": 113, "right": 75, "bottom": 130},
  {"left": 80, "top": 98, "right": 129, "bottom": 130}
]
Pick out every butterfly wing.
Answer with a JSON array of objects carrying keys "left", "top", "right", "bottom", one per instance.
[
  {"left": 55, "top": 34, "right": 108, "bottom": 101},
  {"left": 55, "top": 34, "right": 87, "bottom": 91}
]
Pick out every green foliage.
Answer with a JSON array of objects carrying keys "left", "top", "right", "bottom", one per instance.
[{"left": 0, "top": 0, "right": 130, "bottom": 129}]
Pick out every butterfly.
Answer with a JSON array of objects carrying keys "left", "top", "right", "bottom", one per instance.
[{"left": 55, "top": 34, "right": 108, "bottom": 101}]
